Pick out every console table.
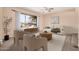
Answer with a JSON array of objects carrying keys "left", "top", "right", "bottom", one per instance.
[
  {"left": 40, "top": 32, "right": 52, "bottom": 41},
  {"left": 24, "top": 28, "right": 38, "bottom": 33}
]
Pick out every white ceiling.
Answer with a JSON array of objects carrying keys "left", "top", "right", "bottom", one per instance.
[{"left": 26, "top": 7, "right": 74, "bottom": 14}]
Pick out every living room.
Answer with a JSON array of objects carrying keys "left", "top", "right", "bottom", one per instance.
[{"left": 0, "top": 7, "right": 78, "bottom": 51}]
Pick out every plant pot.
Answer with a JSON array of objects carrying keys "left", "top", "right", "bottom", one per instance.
[{"left": 4, "top": 35, "right": 9, "bottom": 41}]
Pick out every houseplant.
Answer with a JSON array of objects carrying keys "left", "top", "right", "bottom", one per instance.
[{"left": 3, "top": 17, "right": 12, "bottom": 41}]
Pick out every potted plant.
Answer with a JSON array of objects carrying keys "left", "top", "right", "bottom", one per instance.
[{"left": 3, "top": 17, "right": 12, "bottom": 41}]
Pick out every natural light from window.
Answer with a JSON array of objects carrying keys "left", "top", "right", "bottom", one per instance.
[{"left": 19, "top": 13, "right": 37, "bottom": 29}]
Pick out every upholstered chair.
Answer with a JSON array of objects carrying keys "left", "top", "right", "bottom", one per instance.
[{"left": 23, "top": 34, "right": 48, "bottom": 51}]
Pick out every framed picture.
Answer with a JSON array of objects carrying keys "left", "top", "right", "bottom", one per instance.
[{"left": 51, "top": 16, "right": 59, "bottom": 24}]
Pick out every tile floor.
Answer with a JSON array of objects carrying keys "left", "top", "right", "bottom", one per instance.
[
  {"left": 48, "top": 34, "right": 65, "bottom": 51},
  {"left": 0, "top": 33, "right": 79, "bottom": 51}
]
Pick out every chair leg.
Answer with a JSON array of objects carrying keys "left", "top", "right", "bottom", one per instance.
[
  {"left": 42, "top": 45, "right": 47, "bottom": 51},
  {"left": 22, "top": 46, "right": 25, "bottom": 51}
]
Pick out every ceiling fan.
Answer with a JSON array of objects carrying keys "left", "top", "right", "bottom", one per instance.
[{"left": 43, "top": 7, "right": 54, "bottom": 12}]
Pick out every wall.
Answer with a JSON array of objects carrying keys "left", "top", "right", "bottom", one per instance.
[
  {"left": 1, "top": 7, "right": 45, "bottom": 37},
  {"left": 77, "top": 8, "right": 79, "bottom": 47},
  {"left": 1, "top": 7, "right": 78, "bottom": 38},
  {"left": 13, "top": 7, "right": 45, "bottom": 30},
  {"left": 38, "top": 15, "right": 45, "bottom": 31},
  {"left": 44, "top": 8, "right": 78, "bottom": 47},
  {"left": 2, "top": 8, "right": 16, "bottom": 37},
  {"left": 44, "top": 9, "right": 78, "bottom": 33},
  {"left": 0, "top": 8, "right": 4, "bottom": 39}
]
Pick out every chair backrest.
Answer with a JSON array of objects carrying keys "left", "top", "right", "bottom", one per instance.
[
  {"left": 14, "top": 30, "right": 24, "bottom": 40},
  {"left": 23, "top": 34, "right": 47, "bottom": 51},
  {"left": 14, "top": 30, "right": 31, "bottom": 40},
  {"left": 24, "top": 28, "right": 38, "bottom": 33}
]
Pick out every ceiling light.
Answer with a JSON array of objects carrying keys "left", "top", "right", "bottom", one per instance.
[{"left": 44, "top": 7, "right": 54, "bottom": 12}]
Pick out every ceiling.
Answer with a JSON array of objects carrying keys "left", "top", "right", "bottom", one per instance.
[{"left": 26, "top": 7, "right": 74, "bottom": 14}]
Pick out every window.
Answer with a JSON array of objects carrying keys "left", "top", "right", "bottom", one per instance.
[
  {"left": 51, "top": 16, "right": 59, "bottom": 24},
  {"left": 19, "top": 13, "right": 37, "bottom": 28},
  {"left": 51, "top": 16, "right": 59, "bottom": 28}
]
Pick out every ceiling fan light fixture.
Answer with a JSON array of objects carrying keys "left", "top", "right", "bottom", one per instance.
[{"left": 43, "top": 7, "right": 54, "bottom": 12}]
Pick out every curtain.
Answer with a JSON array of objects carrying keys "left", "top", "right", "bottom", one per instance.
[
  {"left": 15, "top": 12, "right": 21, "bottom": 30},
  {"left": 37, "top": 16, "right": 40, "bottom": 28}
]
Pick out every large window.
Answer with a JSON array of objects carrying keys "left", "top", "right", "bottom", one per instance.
[{"left": 19, "top": 13, "right": 37, "bottom": 28}]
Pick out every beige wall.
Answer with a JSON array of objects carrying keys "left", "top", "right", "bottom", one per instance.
[
  {"left": 2, "top": 8, "right": 16, "bottom": 37},
  {"left": 0, "top": 7, "right": 78, "bottom": 38},
  {"left": 12, "top": 8, "right": 45, "bottom": 36},
  {"left": 0, "top": 8, "right": 4, "bottom": 39},
  {"left": 76, "top": 8, "right": 79, "bottom": 47},
  {"left": 44, "top": 8, "right": 78, "bottom": 47},
  {"left": 38, "top": 15, "right": 45, "bottom": 31},
  {"left": 44, "top": 9, "right": 78, "bottom": 33},
  {"left": 0, "top": 7, "right": 45, "bottom": 37}
]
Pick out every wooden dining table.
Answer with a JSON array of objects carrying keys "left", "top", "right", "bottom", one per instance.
[{"left": 57, "top": 32, "right": 78, "bottom": 47}]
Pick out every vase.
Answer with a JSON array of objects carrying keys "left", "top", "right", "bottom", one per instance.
[{"left": 4, "top": 35, "right": 9, "bottom": 41}]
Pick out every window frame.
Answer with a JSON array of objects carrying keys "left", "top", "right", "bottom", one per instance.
[{"left": 19, "top": 13, "right": 38, "bottom": 28}]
